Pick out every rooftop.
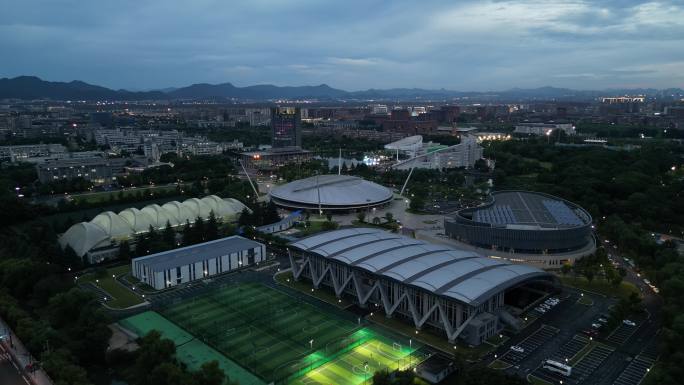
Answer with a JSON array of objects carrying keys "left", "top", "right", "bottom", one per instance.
[
  {"left": 471, "top": 191, "right": 590, "bottom": 229},
  {"left": 289, "top": 228, "right": 551, "bottom": 306},
  {"left": 132, "top": 235, "right": 263, "bottom": 271},
  {"left": 270, "top": 174, "right": 393, "bottom": 208}
]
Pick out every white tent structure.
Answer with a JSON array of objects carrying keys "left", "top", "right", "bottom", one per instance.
[{"left": 59, "top": 195, "right": 250, "bottom": 258}]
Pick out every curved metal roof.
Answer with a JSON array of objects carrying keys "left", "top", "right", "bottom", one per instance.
[
  {"left": 289, "top": 228, "right": 552, "bottom": 306},
  {"left": 270, "top": 174, "right": 393, "bottom": 209}
]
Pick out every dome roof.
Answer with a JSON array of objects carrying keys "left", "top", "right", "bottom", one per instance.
[
  {"left": 119, "top": 208, "right": 156, "bottom": 233},
  {"left": 59, "top": 222, "right": 109, "bottom": 257},
  {"left": 59, "top": 195, "right": 249, "bottom": 257},
  {"left": 270, "top": 174, "right": 393, "bottom": 210},
  {"left": 182, "top": 198, "right": 212, "bottom": 219},
  {"left": 91, "top": 211, "right": 134, "bottom": 240},
  {"left": 141, "top": 204, "right": 176, "bottom": 228},
  {"left": 223, "top": 198, "right": 250, "bottom": 217},
  {"left": 201, "top": 195, "right": 224, "bottom": 213}
]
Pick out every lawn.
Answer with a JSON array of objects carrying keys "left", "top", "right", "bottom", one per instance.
[
  {"left": 367, "top": 312, "right": 492, "bottom": 360},
  {"left": 295, "top": 220, "right": 335, "bottom": 237},
  {"left": 77, "top": 265, "right": 144, "bottom": 309},
  {"left": 577, "top": 295, "right": 594, "bottom": 306},
  {"left": 275, "top": 271, "right": 353, "bottom": 309},
  {"left": 488, "top": 359, "right": 511, "bottom": 370},
  {"left": 559, "top": 275, "right": 639, "bottom": 299},
  {"left": 528, "top": 374, "right": 553, "bottom": 385}
]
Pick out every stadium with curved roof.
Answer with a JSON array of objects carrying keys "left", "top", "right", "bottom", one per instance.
[
  {"left": 288, "top": 228, "right": 555, "bottom": 345},
  {"left": 444, "top": 190, "right": 595, "bottom": 269},
  {"left": 59, "top": 195, "right": 249, "bottom": 262},
  {"left": 269, "top": 174, "right": 393, "bottom": 212}
]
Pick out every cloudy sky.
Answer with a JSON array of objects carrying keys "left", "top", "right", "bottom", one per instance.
[{"left": 1, "top": 0, "right": 683, "bottom": 91}]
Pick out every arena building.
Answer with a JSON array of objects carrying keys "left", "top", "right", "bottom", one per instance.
[
  {"left": 444, "top": 191, "right": 595, "bottom": 269},
  {"left": 132, "top": 235, "right": 265, "bottom": 290},
  {"left": 288, "top": 228, "right": 554, "bottom": 346},
  {"left": 269, "top": 174, "right": 393, "bottom": 212},
  {"left": 59, "top": 195, "right": 249, "bottom": 263}
]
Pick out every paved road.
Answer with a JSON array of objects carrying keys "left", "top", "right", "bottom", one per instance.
[{"left": 0, "top": 347, "right": 27, "bottom": 385}]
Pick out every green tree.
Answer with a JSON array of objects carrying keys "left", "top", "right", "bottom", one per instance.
[
  {"left": 561, "top": 263, "right": 572, "bottom": 276},
  {"left": 162, "top": 221, "right": 176, "bottom": 247},
  {"left": 356, "top": 211, "right": 366, "bottom": 223},
  {"left": 118, "top": 240, "right": 131, "bottom": 260},
  {"left": 206, "top": 211, "right": 219, "bottom": 241},
  {"left": 409, "top": 196, "right": 425, "bottom": 211},
  {"left": 193, "top": 360, "right": 226, "bottom": 385}
]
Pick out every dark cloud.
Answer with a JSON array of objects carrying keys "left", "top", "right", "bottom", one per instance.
[{"left": 0, "top": 0, "right": 682, "bottom": 90}]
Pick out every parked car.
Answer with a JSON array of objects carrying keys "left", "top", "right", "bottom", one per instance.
[
  {"left": 510, "top": 345, "right": 524, "bottom": 353},
  {"left": 598, "top": 318, "right": 608, "bottom": 323},
  {"left": 582, "top": 329, "right": 599, "bottom": 337},
  {"left": 623, "top": 319, "right": 636, "bottom": 326},
  {"left": 591, "top": 323, "right": 602, "bottom": 329}
]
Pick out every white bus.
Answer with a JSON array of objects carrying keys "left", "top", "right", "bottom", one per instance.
[{"left": 542, "top": 359, "right": 572, "bottom": 376}]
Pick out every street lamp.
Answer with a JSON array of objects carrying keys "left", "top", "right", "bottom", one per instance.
[{"left": 309, "top": 339, "right": 314, "bottom": 349}]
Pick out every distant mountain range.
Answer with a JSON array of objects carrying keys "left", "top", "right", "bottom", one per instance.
[{"left": 0, "top": 76, "right": 682, "bottom": 102}]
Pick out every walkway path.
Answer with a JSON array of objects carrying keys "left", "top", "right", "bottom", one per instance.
[{"left": 0, "top": 317, "right": 54, "bottom": 385}]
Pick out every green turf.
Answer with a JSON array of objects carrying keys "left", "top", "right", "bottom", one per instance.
[
  {"left": 289, "top": 336, "right": 421, "bottom": 385},
  {"left": 161, "top": 282, "right": 362, "bottom": 383},
  {"left": 122, "top": 283, "right": 425, "bottom": 385},
  {"left": 119, "top": 311, "right": 265, "bottom": 385},
  {"left": 78, "top": 265, "right": 144, "bottom": 308}
]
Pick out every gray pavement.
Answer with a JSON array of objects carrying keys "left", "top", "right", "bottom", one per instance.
[
  {"left": 0, "top": 345, "right": 28, "bottom": 385},
  {"left": 0, "top": 318, "right": 53, "bottom": 385}
]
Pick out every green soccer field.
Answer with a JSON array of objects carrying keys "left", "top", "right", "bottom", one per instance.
[
  {"left": 161, "top": 282, "right": 363, "bottom": 383},
  {"left": 289, "top": 336, "right": 421, "bottom": 385}
]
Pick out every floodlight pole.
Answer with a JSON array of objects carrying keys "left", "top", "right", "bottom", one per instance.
[
  {"left": 399, "top": 160, "right": 416, "bottom": 197},
  {"left": 239, "top": 160, "right": 259, "bottom": 197}
]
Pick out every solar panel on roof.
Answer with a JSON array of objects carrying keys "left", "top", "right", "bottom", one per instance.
[
  {"left": 474, "top": 205, "right": 517, "bottom": 225},
  {"left": 542, "top": 200, "right": 582, "bottom": 225}
]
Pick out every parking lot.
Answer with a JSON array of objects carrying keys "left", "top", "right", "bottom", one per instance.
[
  {"left": 612, "top": 355, "right": 653, "bottom": 385},
  {"left": 605, "top": 321, "right": 640, "bottom": 345},
  {"left": 611, "top": 338, "right": 658, "bottom": 385},
  {"left": 532, "top": 342, "right": 614, "bottom": 385},
  {"left": 550, "top": 336, "right": 588, "bottom": 363},
  {"left": 499, "top": 325, "right": 559, "bottom": 365}
]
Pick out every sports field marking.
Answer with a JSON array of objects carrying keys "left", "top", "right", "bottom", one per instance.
[{"left": 161, "top": 282, "right": 366, "bottom": 383}]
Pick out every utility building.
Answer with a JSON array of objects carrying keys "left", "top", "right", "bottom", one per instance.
[{"left": 132, "top": 236, "right": 265, "bottom": 290}]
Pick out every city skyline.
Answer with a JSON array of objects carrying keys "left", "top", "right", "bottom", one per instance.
[{"left": 2, "top": 0, "right": 683, "bottom": 91}]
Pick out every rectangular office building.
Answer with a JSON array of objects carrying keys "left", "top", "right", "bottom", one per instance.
[{"left": 132, "top": 236, "right": 266, "bottom": 290}]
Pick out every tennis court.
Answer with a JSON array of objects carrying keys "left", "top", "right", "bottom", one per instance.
[{"left": 161, "top": 282, "right": 362, "bottom": 383}]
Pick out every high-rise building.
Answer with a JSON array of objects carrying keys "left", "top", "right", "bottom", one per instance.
[{"left": 271, "top": 107, "right": 301, "bottom": 148}]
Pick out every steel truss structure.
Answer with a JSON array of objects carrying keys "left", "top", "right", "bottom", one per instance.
[{"left": 288, "top": 228, "right": 553, "bottom": 343}]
